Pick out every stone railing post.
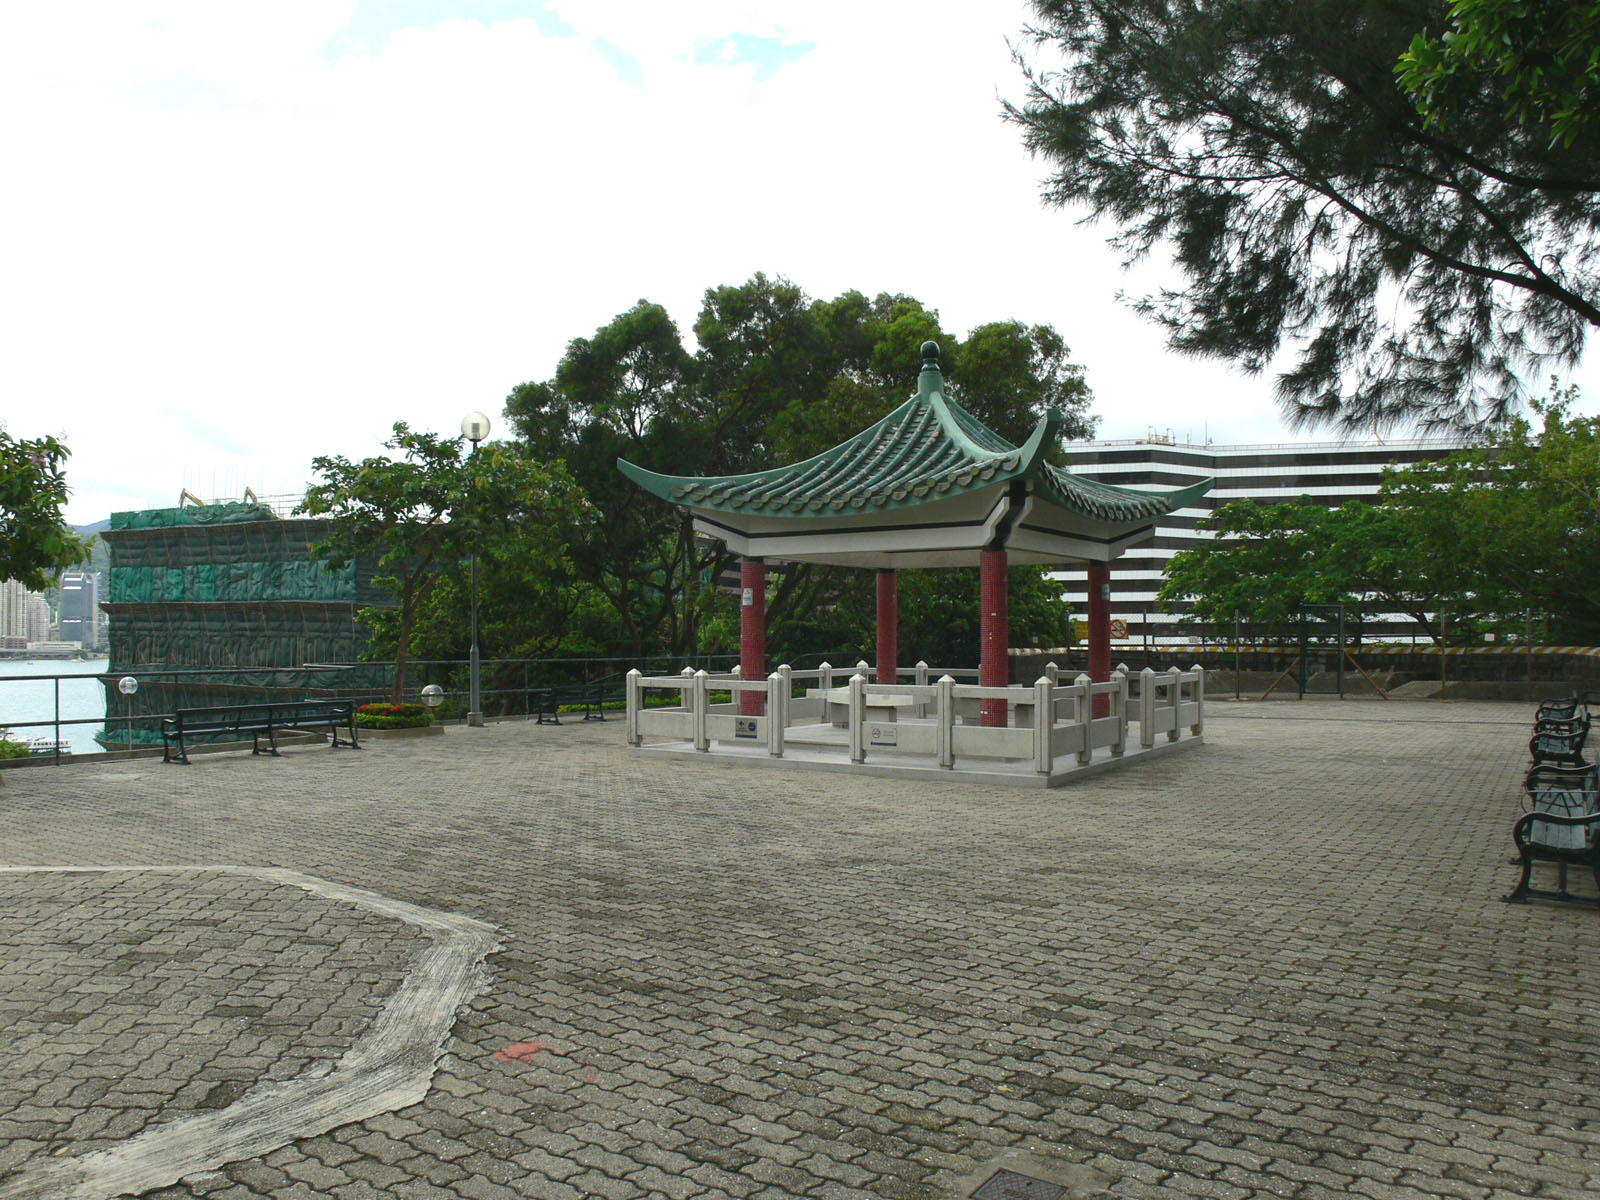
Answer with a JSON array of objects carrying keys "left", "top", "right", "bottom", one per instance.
[
  {"left": 626, "top": 669, "right": 642, "bottom": 746},
  {"left": 1190, "top": 663, "right": 1205, "bottom": 735},
  {"left": 1167, "top": 666, "right": 1183, "bottom": 741},
  {"left": 1075, "top": 672, "right": 1093, "bottom": 764},
  {"left": 937, "top": 674, "right": 955, "bottom": 769},
  {"left": 1034, "top": 675, "right": 1054, "bottom": 775},
  {"left": 767, "top": 672, "right": 785, "bottom": 757},
  {"left": 849, "top": 673, "right": 866, "bottom": 763},
  {"left": 1045, "top": 661, "right": 1060, "bottom": 685},
  {"left": 915, "top": 660, "right": 929, "bottom": 687},
  {"left": 1140, "top": 667, "right": 1156, "bottom": 748},
  {"left": 779, "top": 663, "right": 792, "bottom": 702},
  {"left": 1112, "top": 668, "right": 1128, "bottom": 756},
  {"left": 693, "top": 670, "right": 710, "bottom": 752},
  {"left": 856, "top": 659, "right": 872, "bottom": 685},
  {"left": 818, "top": 660, "right": 833, "bottom": 693}
]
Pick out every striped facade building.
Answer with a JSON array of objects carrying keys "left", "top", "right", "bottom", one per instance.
[{"left": 1053, "top": 436, "right": 1470, "bottom": 644}]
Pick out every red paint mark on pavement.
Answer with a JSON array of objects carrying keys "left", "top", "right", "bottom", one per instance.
[
  {"left": 494, "top": 1038, "right": 600, "bottom": 1083},
  {"left": 494, "top": 1040, "right": 553, "bottom": 1062}
]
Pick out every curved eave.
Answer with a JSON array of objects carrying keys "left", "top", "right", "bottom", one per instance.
[
  {"left": 618, "top": 363, "right": 1211, "bottom": 525},
  {"left": 1034, "top": 465, "right": 1214, "bottom": 522},
  {"left": 616, "top": 457, "right": 686, "bottom": 505}
]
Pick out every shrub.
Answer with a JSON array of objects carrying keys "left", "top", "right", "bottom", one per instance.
[
  {"left": 355, "top": 702, "right": 433, "bottom": 730},
  {"left": 0, "top": 737, "right": 30, "bottom": 760}
]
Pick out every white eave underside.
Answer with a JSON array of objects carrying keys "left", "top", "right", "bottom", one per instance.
[{"left": 690, "top": 486, "right": 1158, "bottom": 569}]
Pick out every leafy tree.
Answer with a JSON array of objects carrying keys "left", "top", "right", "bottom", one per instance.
[
  {"left": 1379, "top": 382, "right": 1600, "bottom": 641},
  {"left": 507, "top": 303, "right": 704, "bottom": 659},
  {"left": 1, "top": 429, "right": 90, "bottom": 590},
  {"left": 505, "top": 276, "right": 1100, "bottom": 664},
  {"left": 1159, "top": 381, "right": 1600, "bottom": 645},
  {"left": 1157, "top": 497, "right": 1422, "bottom": 635},
  {"left": 1007, "top": 1, "right": 1600, "bottom": 434},
  {"left": 948, "top": 321, "right": 1093, "bottom": 460},
  {"left": 299, "top": 424, "right": 584, "bottom": 701},
  {"left": 1398, "top": 1, "right": 1600, "bottom": 147}
]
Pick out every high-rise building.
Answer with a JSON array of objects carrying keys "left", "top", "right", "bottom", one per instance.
[
  {"left": 0, "top": 579, "right": 36, "bottom": 640},
  {"left": 1051, "top": 436, "right": 1470, "bottom": 642},
  {"left": 57, "top": 570, "right": 100, "bottom": 650},
  {"left": 25, "top": 592, "right": 50, "bottom": 642}
]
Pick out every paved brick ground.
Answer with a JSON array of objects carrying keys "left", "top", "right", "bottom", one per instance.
[
  {"left": 2, "top": 699, "right": 1598, "bottom": 1200},
  {"left": 0, "top": 868, "right": 417, "bottom": 1174}
]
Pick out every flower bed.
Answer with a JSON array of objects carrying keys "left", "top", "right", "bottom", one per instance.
[{"left": 355, "top": 702, "right": 433, "bottom": 730}]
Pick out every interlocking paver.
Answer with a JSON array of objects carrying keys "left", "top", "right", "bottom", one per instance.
[{"left": 0, "top": 700, "right": 1597, "bottom": 1198}]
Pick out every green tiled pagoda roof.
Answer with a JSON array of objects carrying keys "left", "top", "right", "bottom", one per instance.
[{"left": 618, "top": 342, "right": 1211, "bottom": 524}]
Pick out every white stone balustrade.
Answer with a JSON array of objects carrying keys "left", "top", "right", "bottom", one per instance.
[{"left": 626, "top": 662, "right": 1205, "bottom": 784}]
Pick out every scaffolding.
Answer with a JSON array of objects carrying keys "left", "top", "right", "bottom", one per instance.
[{"left": 100, "top": 502, "right": 389, "bottom": 744}]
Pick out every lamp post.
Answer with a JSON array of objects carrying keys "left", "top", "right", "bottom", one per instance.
[
  {"left": 461, "top": 411, "right": 490, "bottom": 727},
  {"left": 421, "top": 683, "right": 444, "bottom": 719},
  {"left": 117, "top": 675, "right": 138, "bottom": 753}
]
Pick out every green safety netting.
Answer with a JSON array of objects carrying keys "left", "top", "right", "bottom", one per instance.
[
  {"left": 101, "top": 504, "right": 394, "bottom": 743},
  {"left": 109, "top": 502, "right": 278, "bottom": 530},
  {"left": 108, "top": 561, "right": 360, "bottom": 604}
]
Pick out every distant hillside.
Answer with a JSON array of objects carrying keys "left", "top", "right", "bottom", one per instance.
[{"left": 72, "top": 520, "right": 112, "bottom": 576}]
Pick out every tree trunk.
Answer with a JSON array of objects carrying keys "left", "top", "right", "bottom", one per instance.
[{"left": 392, "top": 593, "right": 415, "bottom": 704}]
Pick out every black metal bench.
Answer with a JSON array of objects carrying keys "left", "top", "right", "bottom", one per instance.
[
  {"left": 1529, "top": 713, "right": 1590, "bottom": 773},
  {"left": 1537, "top": 697, "right": 1586, "bottom": 724},
  {"left": 162, "top": 701, "right": 360, "bottom": 765},
  {"left": 1507, "top": 763, "right": 1600, "bottom": 906},
  {"left": 533, "top": 683, "right": 601, "bottom": 725}
]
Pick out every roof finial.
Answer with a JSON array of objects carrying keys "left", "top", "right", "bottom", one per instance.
[{"left": 916, "top": 340, "right": 944, "bottom": 399}]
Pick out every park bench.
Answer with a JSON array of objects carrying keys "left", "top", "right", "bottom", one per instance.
[
  {"left": 533, "top": 677, "right": 627, "bottom": 725},
  {"left": 533, "top": 683, "right": 600, "bottom": 725},
  {"left": 1528, "top": 712, "right": 1590, "bottom": 774},
  {"left": 162, "top": 701, "right": 360, "bottom": 765},
  {"left": 1506, "top": 763, "right": 1600, "bottom": 906},
  {"left": 1536, "top": 696, "right": 1586, "bottom": 724}
]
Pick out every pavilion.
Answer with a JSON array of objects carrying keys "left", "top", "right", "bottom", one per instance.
[{"left": 619, "top": 341, "right": 1211, "bottom": 722}]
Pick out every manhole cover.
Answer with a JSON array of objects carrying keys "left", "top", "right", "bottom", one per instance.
[{"left": 972, "top": 1169, "right": 1069, "bottom": 1200}]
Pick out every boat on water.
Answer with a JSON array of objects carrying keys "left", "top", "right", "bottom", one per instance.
[{"left": 27, "top": 736, "right": 72, "bottom": 757}]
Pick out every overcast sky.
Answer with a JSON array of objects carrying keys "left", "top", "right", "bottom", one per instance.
[{"left": 6, "top": 1, "right": 1595, "bottom": 525}]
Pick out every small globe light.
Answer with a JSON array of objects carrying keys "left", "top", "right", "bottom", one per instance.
[
  {"left": 461, "top": 412, "right": 491, "bottom": 444},
  {"left": 420, "top": 684, "right": 444, "bottom": 708},
  {"left": 118, "top": 676, "right": 139, "bottom": 696}
]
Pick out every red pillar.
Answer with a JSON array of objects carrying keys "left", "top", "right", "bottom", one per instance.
[
  {"left": 876, "top": 569, "right": 898, "bottom": 686},
  {"left": 1088, "top": 561, "right": 1111, "bottom": 718},
  {"left": 740, "top": 556, "right": 765, "bottom": 716},
  {"left": 980, "top": 549, "right": 1009, "bottom": 726}
]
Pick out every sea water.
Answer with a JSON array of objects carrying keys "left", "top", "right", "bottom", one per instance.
[{"left": 0, "top": 658, "right": 111, "bottom": 754}]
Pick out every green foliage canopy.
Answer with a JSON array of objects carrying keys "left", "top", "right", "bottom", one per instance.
[
  {"left": 1397, "top": 1, "right": 1600, "bottom": 146},
  {"left": 504, "top": 274, "right": 1096, "bottom": 664},
  {"left": 1008, "top": 1, "right": 1600, "bottom": 434},
  {"left": 1159, "top": 383, "right": 1600, "bottom": 644},
  {"left": 298, "top": 423, "right": 585, "bottom": 700},
  {"left": 1158, "top": 498, "right": 1422, "bottom": 633},
  {"left": 0, "top": 428, "right": 90, "bottom": 590}
]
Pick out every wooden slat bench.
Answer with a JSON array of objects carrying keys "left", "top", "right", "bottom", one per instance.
[{"left": 161, "top": 701, "right": 360, "bottom": 765}]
